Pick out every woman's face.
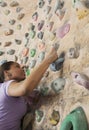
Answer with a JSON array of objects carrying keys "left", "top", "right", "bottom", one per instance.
[{"left": 7, "top": 62, "right": 26, "bottom": 81}]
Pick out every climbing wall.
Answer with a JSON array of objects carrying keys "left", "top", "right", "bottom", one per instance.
[{"left": 0, "top": 0, "right": 89, "bottom": 129}]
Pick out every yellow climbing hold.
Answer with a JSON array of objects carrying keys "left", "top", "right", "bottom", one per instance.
[{"left": 76, "top": 9, "right": 89, "bottom": 19}]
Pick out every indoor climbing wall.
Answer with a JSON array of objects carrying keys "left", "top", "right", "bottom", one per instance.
[{"left": 0, "top": 0, "right": 89, "bottom": 130}]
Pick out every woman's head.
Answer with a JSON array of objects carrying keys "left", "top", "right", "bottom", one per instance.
[{"left": 0, "top": 61, "right": 26, "bottom": 83}]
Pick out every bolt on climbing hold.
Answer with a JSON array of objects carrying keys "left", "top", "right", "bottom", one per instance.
[
  {"left": 71, "top": 71, "right": 89, "bottom": 90},
  {"left": 46, "top": 21, "right": 54, "bottom": 31},
  {"left": 38, "top": 0, "right": 45, "bottom": 8},
  {"left": 50, "top": 52, "right": 65, "bottom": 71},
  {"left": 38, "top": 51, "right": 45, "bottom": 62},
  {"left": 30, "top": 49, "right": 36, "bottom": 57},
  {"left": 29, "top": 60, "right": 36, "bottom": 68},
  {"left": 4, "top": 9, "right": 10, "bottom": 15},
  {"left": 17, "top": 24, "right": 22, "bottom": 30},
  {"left": 37, "top": 20, "right": 44, "bottom": 31},
  {"left": 56, "top": 23, "right": 70, "bottom": 38},
  {"left": 37, "top": 31, "right": 44, "bottom": 40},
  {"left": 51, "top": 77, "right": 66, "bottom": 93},
  {"left": 0, "top": 51, "right": 4, "bottom": 56},
  {"left": 54, "top": 0, "right": 64, "bottom": 13},
  {"left": 9, "top": 19, "right": 16, "bottom": 25},
  {"left": 49, "top": 110, "right": 60, "bottom": 126},
  {"left": 60, "top": 107, "right": 88, "bottom": 130},
  {"left": 4, "top": 41, "right": 12, "bottom": 47},
  {"left": 7, "top": 49, "right": 15, "bottom": 55},
  {"left": 15, "top": 39, "right": 22, "bottom": 45},
  {"left": 29, "top": 30, "right": 36, "bottom": 39},
  {"left": 22, "top": 47, "right": 29, "bottom": 57},
  {"left": 0, "top": 59, "right": 7, "bottom": 65},
  {"left": 10, "top": 1, "right": 19, "bottom": 7},
  {"left": 44, "top": 6, "right": 51, "bottom": 15},
  {"left": 32, "top": 12, "right": 38, "bottom": 21},
  {"left": 0, "top": 1, "right": 7, "bottom": 7},
  {"left": 35, "top": 109, "right": 44, "bottom": 122},
  {"left": 67, "top": 47, "right": 79, "bottom": 59},
  {"left": 4, "top": 29, "right": 13, "bottom": 36},
  {"left": 17, "top": 13, "right": 25, "bottom": 20}
]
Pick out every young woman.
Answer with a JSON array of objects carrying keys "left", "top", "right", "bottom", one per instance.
[{"left": 0, "top": 47, "right": 58, "bottom": 130}]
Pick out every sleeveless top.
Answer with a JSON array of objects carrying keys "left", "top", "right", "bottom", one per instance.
[{"left": 0, "top": 80, "right": 27, "bottom": 130}]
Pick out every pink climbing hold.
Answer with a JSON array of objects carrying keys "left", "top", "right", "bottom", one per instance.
[
  {"left": 56, "top": 23, "right": 70, "bottom": 38},
  {"left": 71, "top": 71, "right": 89, "bottom": 89}
]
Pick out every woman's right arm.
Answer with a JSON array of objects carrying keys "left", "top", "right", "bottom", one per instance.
[{"left": 8, "top": 47, "right": 58, "bottom": 97}]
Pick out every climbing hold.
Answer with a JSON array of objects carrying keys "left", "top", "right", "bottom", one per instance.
[
  {"left": 17, "top": 24, "right": 22, "bottom": 30},
  {"left": 30, "top": 49, "right": 36, "bottom": 57},
  {"left": 38, "top": 0, "right": 45, "bottom": 8},
  {"left": 83, "top": 1, "right": 89, "bottom": 8},
  {"left": 4, "top": 41, "right": 12, "bottom": 47},
  {"left": 38, "top": 42, "right": 45, "bottom": 51},
  {"left": 60, "top": 107, "right": 88, "bottom": 130},
  {"left": 51, "top": 77, "right": 65, "bottom": 93},
  {"left": 7, "top": 49, "right": 15, "bottom": 55},
  {"left": 37, "top": 31, "right": 44, "bottom": 39},
  {"left": 0, "top": 51, "right": 4, "bottom": 56},
  {"left": 46, "top": 21, "right": 54, "bottom": 31},
  {"left": 71, "top": 71, "right": 89, "bottom": 90},
  {"left": 46, "top": 13, "right": 52, "bottom": 21},
  {"left": 49, "top": 32, "right": 56, "bottom": 41},
  {"left": 0, "top": 59, "right": 7, "bottom": 65},
  {"left": 15, "top": 39, "right": 22, "bottom": 45},
  {"left": 54, "top": 0, "right": 64, "bottom": 13},
  {"left": 9, "top": 19, "right": 16, "bottom": 25},
  {"left": 29, "top": 60, "right": 36, "bottom": 68},
  {"left": 0, "top": 1, "right": 7, "bottom": 7},
  {"left": 4, "top": 9, "right": 10, "bottom": 15},
  {"left": 44, "top": 6, "right": 51, "bottom": 15},
  {"left": 50, "top": 52, "right": 65, "bottom": 71},
  {"left": 10, "top": 1, "right": 19, "bottom": 7},
  {"left": 67, "top": 47, "right": 79, "bottom": 59},
  {"left": 17, "top": 13, "right": 25, "bottom": 20},
  {"left": 49, "top": 110, "right": 60, "bottom": 126},
  {"left": 56, "top": 23, "right": 70, "bottom": 38},
  {"left": 22, "top": 47, "right": 29, "bottom": 57},
  {"left": 29, "top": 30, "right": 36, "bottom": 39},
  {"left": 76, "top": 9, "right": 89, "bottom": 20},
  {"left": 37, "top": 20, "right": 44, "bottom": 31},
  {"left": 23, "top": 57, "right": 29, "bottom": 64},
  {"left": 32, "top": 12, "right": 38, "bottom": 21},
  {"left": 4, "top": 29, "right": 13, "bottom": 36},
  {"left": 38, "top": 51, "right": 45, "bottom": 62},
  {"left": 26, "top": 68, "right": 30, "bottom": 76},
  {"left": 16, "top": 7, "right": 23, "bottom": 13},
  {"left": 55, "top": 9, "right": 65, "bottom": 20},
  {"left": 35, "top": 110, "right": 44, "bottom": 122},
  {"left": 48, "top": 0, "right": 52, "bottom": 4},
  {"left": 28, "top": 23, "right": 35, "bottom": 31}
]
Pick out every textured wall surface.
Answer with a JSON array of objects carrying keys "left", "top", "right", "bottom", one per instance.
[{"left": 0, "top": 0, "right": 89, "bottom": 130}]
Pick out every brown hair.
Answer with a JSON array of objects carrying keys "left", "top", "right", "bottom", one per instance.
[{"left": 0, "top": 61, "right": 14, "bottom": 83}]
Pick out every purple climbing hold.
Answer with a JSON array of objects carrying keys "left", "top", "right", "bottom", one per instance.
[
  {"left": 71, "top": 71, "right": 89, "bottom": 90},
  {"left": 56, "top": 23, "right": 70, "bottom": 38}
]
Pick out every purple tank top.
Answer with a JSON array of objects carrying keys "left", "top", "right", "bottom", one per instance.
[{"left": 0, "top": 80, "right": 27, "bottom": 130}]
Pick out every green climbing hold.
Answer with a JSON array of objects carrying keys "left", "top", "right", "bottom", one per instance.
[
  {"left": 30, "top": 49, "right": 36, "bottom": 57},
  {"left": 29, "top": 30, "right": 36, "bottom": 39},
  {"left": 26, "top": 69, "right": 30, "bottom": 76},
  {"left": 60, "top": 107, "right": 88, "bottom": 130}
]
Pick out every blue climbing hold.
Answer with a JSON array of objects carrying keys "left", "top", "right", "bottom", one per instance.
[{"left": 50, "top": 52, "right": 65, "bottom": 71}]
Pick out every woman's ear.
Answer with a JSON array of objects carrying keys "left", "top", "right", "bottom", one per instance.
[{"left": 4, "top": 71, "right": 12, "bottom": 78}]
